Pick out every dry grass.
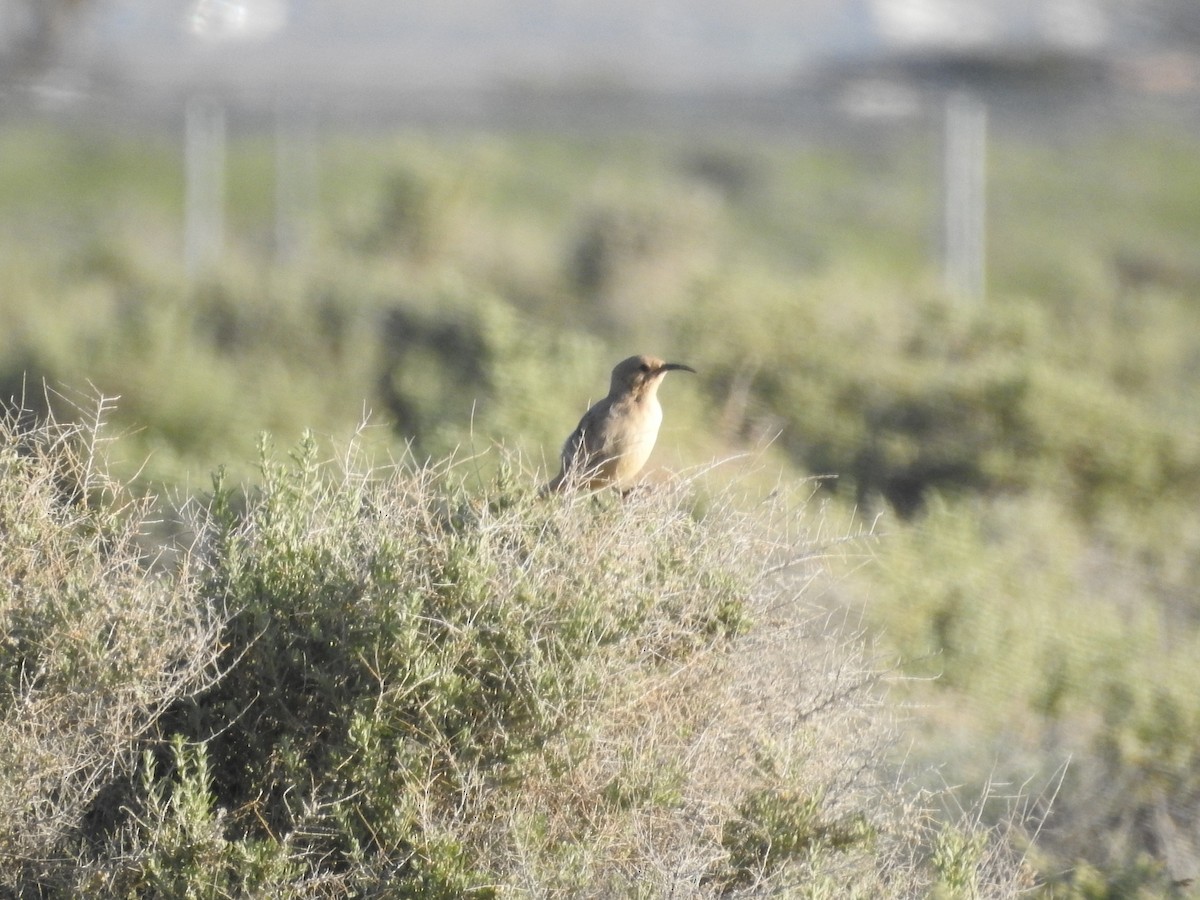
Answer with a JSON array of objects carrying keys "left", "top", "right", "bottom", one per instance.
[{"left": 0, "top": 391, "right": 223, "bottom": 886}]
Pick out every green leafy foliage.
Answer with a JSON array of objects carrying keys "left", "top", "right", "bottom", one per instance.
[{"left": 713, "top": 786, "right": 873, "bottom": 892}]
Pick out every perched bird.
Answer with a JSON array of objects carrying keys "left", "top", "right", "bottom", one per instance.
[{"left": 547, "top": 354, "right": 696, "bottom": 493}]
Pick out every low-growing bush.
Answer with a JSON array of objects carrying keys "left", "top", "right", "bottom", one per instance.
[
  {"left": 0, "top": 405, "right": 1035, "bottom": 896},
  {"left": 0, "top": 395, "right": 222, "bottom": 893},
  {"left": 684, "top": 272, "right": 1200, "bottom": 521}
]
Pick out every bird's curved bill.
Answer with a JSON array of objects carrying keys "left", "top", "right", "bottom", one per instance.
[{"left": 661, "top": 362, "right": 697, "bottom": 374}]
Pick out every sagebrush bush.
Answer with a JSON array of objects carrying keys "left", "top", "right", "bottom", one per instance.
[
  {"left": 0, "top": 395, "right": 222, "bottom": 893},
  {"left": 682, "top": 271, "right": 1200, "bottom": 521},
  {"left": 0, "top": 406, "right": 1035, "bottom": 896}
]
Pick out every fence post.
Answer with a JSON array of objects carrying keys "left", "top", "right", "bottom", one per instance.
[
  {"left": 184, "top": 93, "right": 226, "bottom": 280},
  {"left": 942, "top": 90, "right": 987, "bottom": 302}
]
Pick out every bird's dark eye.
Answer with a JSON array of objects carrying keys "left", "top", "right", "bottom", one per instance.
[{"left": 638, "top": 363, "right": 651, "bottom": 373}]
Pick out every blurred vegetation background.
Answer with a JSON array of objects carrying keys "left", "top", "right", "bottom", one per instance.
[
  {"left": 4, "top": 110, "right": 1198, "bottom": 895},
  {"left": 3, "top": 0, "right": 1200, "bottom": 893}
]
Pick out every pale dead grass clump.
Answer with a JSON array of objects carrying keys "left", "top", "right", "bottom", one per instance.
[{"left": 0, "top": 395, "right": 222, "bottom": 887}]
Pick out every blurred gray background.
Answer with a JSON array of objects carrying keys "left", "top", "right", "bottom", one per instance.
[{"left": 3, "top": 0, "right": 1198, "bottom": 124}]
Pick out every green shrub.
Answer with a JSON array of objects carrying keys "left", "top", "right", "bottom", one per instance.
[
  {"left": 713, "top": 786, "right": 873, "bottom": 892},
  {"left": 0, "top": 405, "right": 1034, "bottom": 895},
  {"left": 0, "top": 395, "right": 222, "bottom": 894},
  {"left": 684, "top": 270, "right": 1200, "bottom": 520}
]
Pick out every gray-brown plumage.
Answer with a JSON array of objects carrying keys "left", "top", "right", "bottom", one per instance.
[{"left": 547, "top": 354, "right": 696, "bottom": 493}]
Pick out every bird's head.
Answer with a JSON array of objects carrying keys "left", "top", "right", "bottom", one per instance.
[{"left": 609, "top": 354, "right": 696, "bottom": 399}]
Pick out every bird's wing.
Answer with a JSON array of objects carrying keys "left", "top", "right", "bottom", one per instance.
[
  {"left": 560, "top": 418, "right": 587, "bottom": 471},
  {"left": 560, "top": 399, "right": 612, "bottom": 475},
  {"left": 544, "top": 416, "right": 590, "bottom": 493}
]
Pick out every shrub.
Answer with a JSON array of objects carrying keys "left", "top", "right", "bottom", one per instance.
[
  {"left": 0, "top": 394, "right": 222, "bottom": 894},
  {"left": 1, "top": 407, "right": 1035, "bottom": 894}
]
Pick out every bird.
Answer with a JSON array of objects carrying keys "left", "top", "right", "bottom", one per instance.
[{"left": 546, "top": 354, "right": 696, "bottom": 493}]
